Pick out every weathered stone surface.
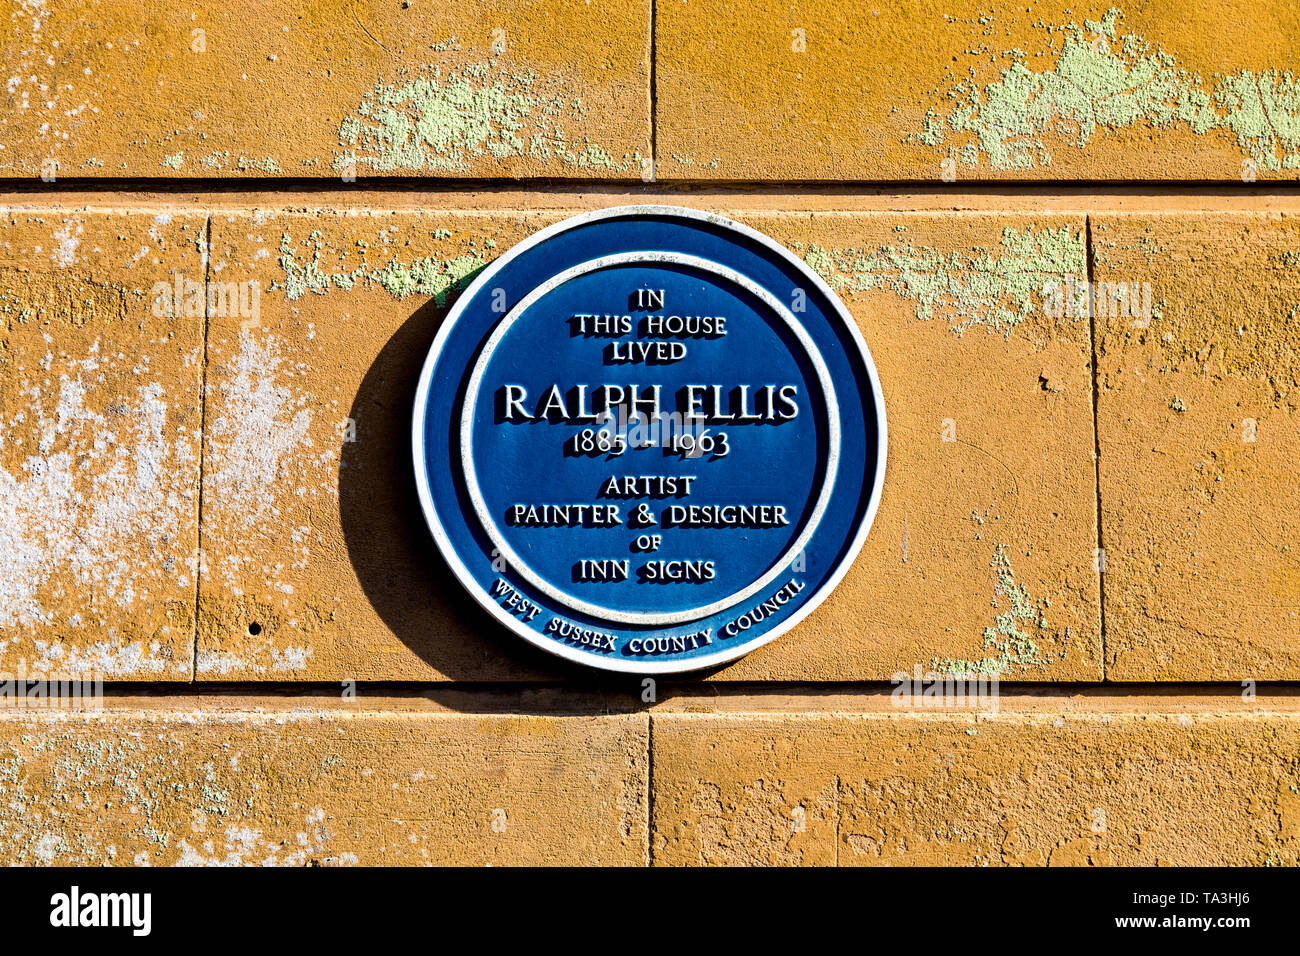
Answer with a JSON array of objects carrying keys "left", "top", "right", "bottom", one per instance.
[
  {"left": 1095, "top": 212, "right": 1300, "bottom": 679},
  {"left": 0, "top": 697, "right": 648, "bottom": 865},
  {"left": 8, "top": 692, "right": 1297, "bottom": 867},
  {"left": 656, "top": 1, "right": 1300, "bottom": 182},
  {"left": 717, "top": 211, "right": 1102, "bottom": 680},
  {"left": 0, "top": 0, "right": 650, "bottom": 179},
  {"left": 0, "top": 0, "right": 1296, "bottom": 874},
  {"left": 652, "top": 702, "right": 1300, "bottom": 865},
  {"left": 197, "top": 208, "right": 574, "bottom": 680},
  {"left": 0, "top": 208, "right": 206, "bottom": 678},
  {"left": 195, "top": 205, "right": 1100, "bottom": 681}
]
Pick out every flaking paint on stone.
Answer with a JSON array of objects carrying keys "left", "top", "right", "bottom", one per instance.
[
  {"left": 0, "top": 211, "right": 205, "bottom": 677},
  {"left": 333, "top": 53, "right": 643, "bottom": 176},
  {"left": 0, "top": 705, "right": 648, "bottom": 865},
  {"left": 0, "top": 0, "right": 652, "bottom": 179},
  {"left": 916, "top": 7, "right": 1300, "bottom": 173},
  {"left": 800, "top": 224, "right": 1087, "bottom": 337}
]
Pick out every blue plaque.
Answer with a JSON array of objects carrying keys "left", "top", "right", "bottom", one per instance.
[{"left": 412, "top": 206, "right": 886, "bottom": 673}]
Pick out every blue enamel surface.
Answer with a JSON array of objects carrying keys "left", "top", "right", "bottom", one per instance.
[{"left": 416, "top": 211, "right": 881, "bottom": 671}]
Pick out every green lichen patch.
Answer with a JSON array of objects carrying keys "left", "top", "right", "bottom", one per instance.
[
  {"left": 933, "top": 545, "right": 1058, "bottom": 677},
  {"left": 916, "top": 6, "right": 1300, "bottom": 172},
  {"left": 274, "top": 229, "right": 490, "bottom": 305},
  {"left": 1091, "top": 224, "right": 1166, "bottom": 267},
  {"left": 333, "top": 54, "right": 641, "bottom": 175},
  {"left": 669, "top": 153, "right": 723, "bottom": 169},
  {"left": 800, "top": 225, "right": 1086, "bottom": 336},
  {"left": 1213, "top": 70, "right": 1300, "bottom": 173}
]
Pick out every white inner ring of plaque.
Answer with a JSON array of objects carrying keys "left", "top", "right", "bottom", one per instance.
[{"left": 460, "top": 252, "right": 842, "bottom": 627}]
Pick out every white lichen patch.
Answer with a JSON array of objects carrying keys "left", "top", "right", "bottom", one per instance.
[
  {"left": 916, "top": 7, "right": 1300, "bottom": 172},
  {"left": 31, "top": 638, "right": 177, "bottom": 677},
  {"left": 0, "top": 718, "right": 358, "bottom": 865},
  {"left": 333, "top": 52, "right": 642, "bottom": 175},
  {"left": 175, "top": 808, "right": 342, "bottom": 866},
  {"left": 0, "top": 0, "right": 97, "bottom": 172},
  {"left": 163, "top": 151, "right": 283, "bottom": 174},
  {"left": 195, "top": 642, "right": 314, "bottom": 677},
  {"left": 0, "top": 342, "right": 197, "bottom": 671},
  {"left": 50, "top": 219, "right": 83, "bottom": 268},
  {"left": 205, "top": 332, "right": 333, "bottom": 597},
  {"left": 206, "top": 332, "right": 314, "bottom": 527}
]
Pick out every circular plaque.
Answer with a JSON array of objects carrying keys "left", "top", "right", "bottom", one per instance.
[{"left": 413, "top": 206, "right": 886, "bottom": 673}]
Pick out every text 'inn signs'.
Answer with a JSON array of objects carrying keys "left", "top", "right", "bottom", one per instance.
[{"left": 413, "top": 207, "right": 886, "bottom": 673}]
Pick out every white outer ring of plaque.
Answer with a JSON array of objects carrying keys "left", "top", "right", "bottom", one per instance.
[
  {"left": 412, "top": 205, "right": 888, "bottom": 674},
  {"left": 459, "top": 251, "right": 840, "bottom": 627}
]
